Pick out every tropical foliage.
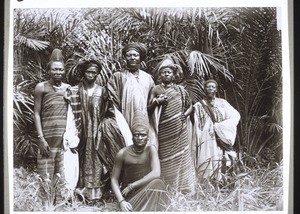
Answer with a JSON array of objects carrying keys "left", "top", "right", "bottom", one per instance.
[
  {"left": 13, "top": 7, "right": 282, "bottom": 171},
  {"left": 12, "top": 6, "right": 283, "bottom": 212},
  {"left": 14, "top": 7, "right": 282, "bottom": 168}
]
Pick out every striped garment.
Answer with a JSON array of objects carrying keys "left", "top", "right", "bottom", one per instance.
[
  {"left": 158, "top": 85, "right": 196, "bottom": 194},
  {"left": 67, "top": 82, "right": 126, "bottom": 200},
  {"left": 38, "top": 81, "right": 69, "bottom": 181},
  {"left": 37, "top": 148, "right": 64, "bottom": 179},
  {"left": 71, "top": 83, "right": 107, "bottom": 200},
  {"left": 41, "top": 82, "right": 69, "bottom": 149},
  {"left": 65, "top": 85, "right": 82, "bottom": 138},
  {"left": 37, "top": 148, "right": 65, "bottom": 202},
  {"left": 127, "top": 178, "right": 169, "bottom": 211}
]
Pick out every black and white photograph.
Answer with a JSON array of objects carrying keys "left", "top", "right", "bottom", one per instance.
[{"left": 4, "top": 0, "right": 292, "bottom": 213}]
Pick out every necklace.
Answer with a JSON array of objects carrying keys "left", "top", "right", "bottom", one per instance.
[
  {"left": 161, "top": 82, "right": 174, "bottom": 89},
  {"left": 50, "top": 79, "right": 62, "bottom": 87},
  {"left": 50, "top": 81, "right": 63, "bottom": 93},
  {"left": 132, "top": 146, "right": 144, "bottom": 154}
]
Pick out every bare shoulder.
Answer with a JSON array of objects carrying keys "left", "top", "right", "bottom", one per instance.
[
  {"left": 34, "top": 81, "right": 47, "bottom": 92},
  {"left": 148, "top": 144, "right": 159, "bottom": 155},
  {"left": 150, "top": 85, "right": 163, "bottom": 95},
  {"left": 116, "top": 147, "right": 126, "bottom": 156},
  {"left": 117, "top": 146, "right": 132, "bottom": 159}
]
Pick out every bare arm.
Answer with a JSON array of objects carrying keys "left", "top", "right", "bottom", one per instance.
[
  {"left": 34, "top": 82, "right": 50, "bottom": 157},
  {"left": 34, "top": 83, "right": 44, "bottom": 137},
  {"left": 111, "top": 149, "right": 125, "bottom": 203},
  {"left": 147, "top": 86, "right": 166, "bottom": 115},
  {"left": 111, "top": 149, "right": 133, "bottom": 211},
  {"left": 184, "top": 104, "right": 193, "bottom": 117},
  {"left": 180, "top": 87, "right": 193, "bottom": 121}
]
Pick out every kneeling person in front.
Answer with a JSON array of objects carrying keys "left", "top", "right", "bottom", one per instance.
[{"left": 110, "top": 111, "right": 169, "bottom": 211}]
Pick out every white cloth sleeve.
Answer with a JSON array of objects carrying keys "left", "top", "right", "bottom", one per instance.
[
  {"left": 114, "top": 105, "right": 133, "bottom": 146},
  {"left": 214, "top": 100, "right": 240, "bottom": 146},
  {"left": 63, "top": 104, "right": 80, "bottom": 150}
]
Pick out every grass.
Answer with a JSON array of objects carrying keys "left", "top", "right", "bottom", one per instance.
[{"left": 13, "top": 161, "right": 283, "bottom": 212}]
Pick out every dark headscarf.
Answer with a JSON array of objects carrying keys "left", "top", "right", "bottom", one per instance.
[
  {"left": 78, "top": 58, "right": 102, "bottom": 76},
  {"left": 122, "top": 42, "right": 147, "bottom": 61}
]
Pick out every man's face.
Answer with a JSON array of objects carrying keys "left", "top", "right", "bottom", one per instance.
[
  {"left": 125, "top": 49, "right": 141, "bottom": 71},
  {"left": 132, "top": 128, "right": 148, "bottom": 148},
  {"left": 205, "top": 82, "right": 217, "bottom": 97},
  {"left": 160, "top": 67, "right": 174, "bottom": 84},
  {"left": 49, "top": 61, "right": 65, "bottom": 81},
  {"left": 84, "top": 66, "right": 98, "bottom": 84}
]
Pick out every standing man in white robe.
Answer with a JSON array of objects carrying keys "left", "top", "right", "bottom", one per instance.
[
  {"left": 106, "top": 42, "right": 155, "bottom": 146},
  {"left": 193, "top": 79, "right": 240, "bottom": 180}
]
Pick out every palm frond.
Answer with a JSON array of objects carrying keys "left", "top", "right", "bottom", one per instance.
[{"left": 187, "top": 50, "right": 233, "bottom": 80}]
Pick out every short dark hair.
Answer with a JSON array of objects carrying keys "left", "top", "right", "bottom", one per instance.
[{"left": 204, "top": 79, "right": 218, "bottom": 88}]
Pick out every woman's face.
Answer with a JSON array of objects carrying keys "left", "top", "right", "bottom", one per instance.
[
  {"left": 160, "top": 67, "right": 174, "bottom": 84},
  {"left": 125, "top": 49, "right": 141, "bottom": 71},
  {"left": 84, "top": 66, "right": 98, "bottom": 84},
  {"left": 49, "top": 61, "right": 65, "bottom": 82}
]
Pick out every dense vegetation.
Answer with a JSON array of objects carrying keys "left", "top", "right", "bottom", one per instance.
[{"left": 13, "top": 7, "right": 283, "bottom": 211}]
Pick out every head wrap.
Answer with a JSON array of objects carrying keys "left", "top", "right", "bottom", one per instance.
[
  {"left": 122, "top": 42, "right": 147, "bottom": 61},
  {"left": 157, "top": 57, "right": 183, "bottom": 84},
  {"left": 204, "top": 79, "right": 218, "bottom": 88},
  {"left": 78, "top": 58, "right": 102, "bottom": 76},
  {"left": 158, "top": 58, "right": 174, "bottom": 71},
  {"left": 131, "top": 110, "right": 149, "bottom": 133}
]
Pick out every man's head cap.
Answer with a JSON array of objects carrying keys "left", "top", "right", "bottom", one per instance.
[
  {"left": 50, "top": 48, "right": 64, "bottom": 63},
  {"left": 131, "top": 110, "right": 149, "bottom": 133},
  {"left": 122, "top": 42, "right": 147, "bottom": 61}
]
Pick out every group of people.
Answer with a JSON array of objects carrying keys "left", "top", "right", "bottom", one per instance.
[{"left": 34, "top": 43, "right": 240, "bottom": 211}]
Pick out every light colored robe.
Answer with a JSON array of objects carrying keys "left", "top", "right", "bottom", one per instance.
[
  {"left": 193, "top": 98, "right": 240, "bottom": 180},
  {"left": 107, "top": 69, "right": 155, "bottom": 145},
  {"left": 63, "top": 104, "right": 79, "bottom": 195}
]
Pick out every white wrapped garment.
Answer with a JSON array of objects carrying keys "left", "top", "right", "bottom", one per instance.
[
  {"left": 63, "top": 104, "right": 79, "bottom": 192},
  {"left": 193, "top": 98, "right": 240, "bottom": 180}
]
